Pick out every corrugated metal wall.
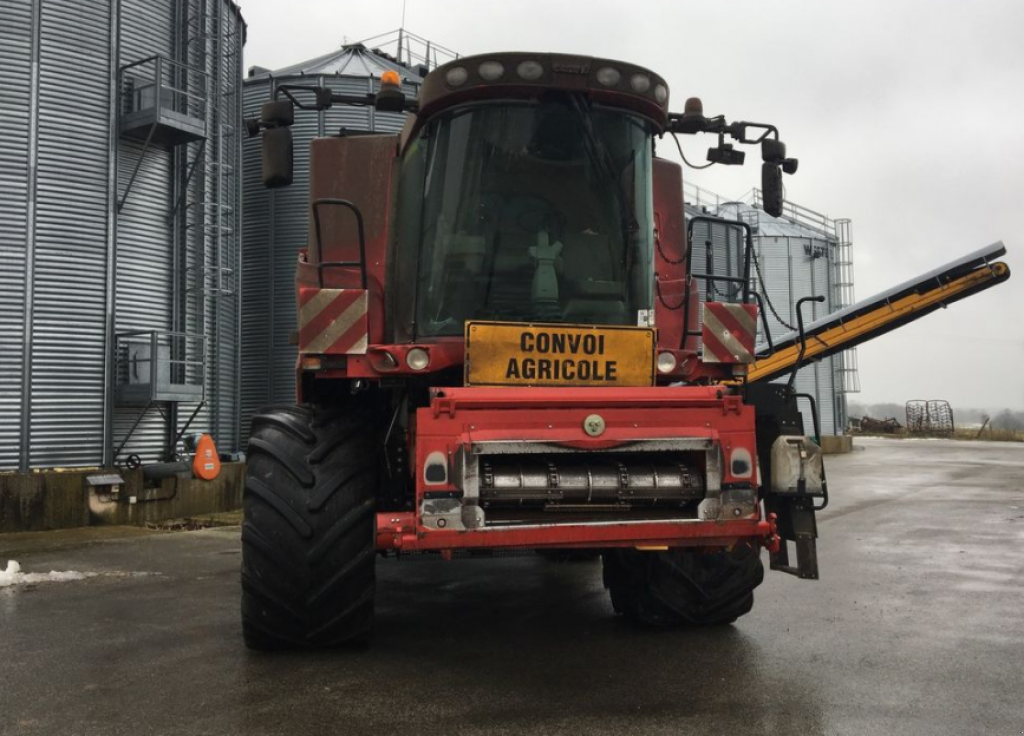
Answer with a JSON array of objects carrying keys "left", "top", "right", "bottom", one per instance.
[
  {"left": 200, "top": 0, "right": 244, "bottom": 451},
  {"left": 239, "top": 70, "right": 413, "bottom": 440},
  {"left": 112, "top": 0, "right": 244, "bottom": 464},
  {"left": 30, "top": 0, "right": 112, "bottom": 467},
  {"left": 0, "top": 0, "right": 244, "bottom": 471},
  {"left": 755, "top": 235, "right": 838, "bottom": 436},
  {"left": 113, "top": 0, "right": 177, "bottom": 463},
  {"left": 0, "top": 0, "right": 35, "bottom": 469},
  {"left": 240, "top": 78, "right": 272, "bottom": 435}
]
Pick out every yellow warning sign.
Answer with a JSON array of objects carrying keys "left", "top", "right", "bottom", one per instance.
[{"left": 465, "top": 322, "right": 655, "bottom": 387}]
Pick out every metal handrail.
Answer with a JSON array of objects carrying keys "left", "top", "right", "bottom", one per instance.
[
  {"left": 118, "top": 55, "right": 210, "bottom": 112},
  {"left": 119, "top": 54, "right": 209, "bottom": 78},
  {"left": 311, "top": 199, "right": 368, "bottom": 290},
  {"left": 679, "top": 216, "right": 754, "bottom": 350},
  {"left": 115, "top": 331, "right": 208, "bottom": 387}
]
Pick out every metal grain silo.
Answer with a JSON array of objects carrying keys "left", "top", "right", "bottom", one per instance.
[
  {"left": 0, "top": 0, "right": 245, "bottom": 471},
  {"left": 240, "top": 35, "right": 446, "bottom": 437}
]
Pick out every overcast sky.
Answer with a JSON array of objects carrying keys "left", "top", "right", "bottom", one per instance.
[{"left": 237, "top": 0, "right": 1024, "bottom": 411}]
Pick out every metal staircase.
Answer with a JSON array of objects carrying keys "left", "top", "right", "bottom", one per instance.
[{"left": 112, "top": 0, "right": 242, "bottom": 463}]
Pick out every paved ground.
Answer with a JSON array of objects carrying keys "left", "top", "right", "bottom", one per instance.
[{"left": 1, "top": 438, "right": 1023, "bottom": 736}]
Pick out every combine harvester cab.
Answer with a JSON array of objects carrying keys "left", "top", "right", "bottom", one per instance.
[{"left": 238, "top": 54, "right": 1011, "bottom": 649}]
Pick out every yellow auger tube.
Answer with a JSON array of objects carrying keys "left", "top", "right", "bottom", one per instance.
[{"left": 748, "top": 261, "right": 1009, "bottom": 384}]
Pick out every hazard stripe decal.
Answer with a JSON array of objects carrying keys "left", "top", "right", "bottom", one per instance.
[
  {"left": 298, "top": 288, "right": 369, "bottom": 355},
  {"left": 702, "top": 302, "right": 758, "bottom": 363}
]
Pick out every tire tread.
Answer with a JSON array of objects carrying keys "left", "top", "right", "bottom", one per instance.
[
  {"left": 241, "top": 401, "right": 379, "bottom": 650},
  {"left": 602, "top": 545, "right": 764, "bottom": 627}
]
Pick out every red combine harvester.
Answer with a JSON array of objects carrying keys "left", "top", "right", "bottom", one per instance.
[{"left": 241, "top": 52, "right": 1010, "bottom": 649}]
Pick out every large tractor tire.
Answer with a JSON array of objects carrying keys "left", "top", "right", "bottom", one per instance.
[
  {"left": 601, "top": 544, "right": 764, "bottom": 627},
  {"left": 241, "top": 403, "right": 379, "bottom": 650}
]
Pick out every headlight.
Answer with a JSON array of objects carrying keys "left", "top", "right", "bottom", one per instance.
[
  {"left": 629, "top": 73, "right": 651, "bottom": 93},
  {"left": 516, "top": 60, "right": 544, "bottom": 80},
  {"left": 478, "top": 61, "right": 505, "bottom": 81},
  {"left": 445, "top": 66, "right": 468, "bottom": 87},
  {"left": 654, "top": 84, "right": 668, "bottom": 104},
  {"left": 406, "top": 348, "right": 430, "bottom": 371},
  {"left": 595, "top": 66, "right": 621, "bottom": 87},
  {"left": 656, "top": 351, "right": 677, "bottom": 374}
]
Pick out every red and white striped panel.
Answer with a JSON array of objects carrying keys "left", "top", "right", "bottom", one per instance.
[
  {"left": 298, "top": 288, "right": 369, "bottom": 355},
  {"left": 701, "top": 302, "right": 758, "bottom": 364}
]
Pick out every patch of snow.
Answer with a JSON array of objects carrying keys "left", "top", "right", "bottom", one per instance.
[{"left": 0, "top": 560, "right": 98, "bottom": 587}]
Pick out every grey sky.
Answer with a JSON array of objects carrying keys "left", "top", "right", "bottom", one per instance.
[{"left": 237, "top": 0, "right": 1024, "bottom": 411}]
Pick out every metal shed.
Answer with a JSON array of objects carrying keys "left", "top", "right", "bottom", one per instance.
[{"left": 0, "top": 0, "right": 246, "bottom": 471}]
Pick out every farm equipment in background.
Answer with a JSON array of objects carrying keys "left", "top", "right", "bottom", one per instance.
[
  {"left": 906, "top": 400, "right": 955, "bottom": 436},
  {"left": 851, "top": 416, "right": 903, "bottom": 435},
  {"left": 239, "top": 52, "right": 1011, "bottom": 649}
]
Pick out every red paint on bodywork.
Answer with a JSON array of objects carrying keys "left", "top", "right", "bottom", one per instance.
[
  {"left": 376, "top": 512, "right": 773, "bottom": 551},
  {"left": 379, "top": 385, "right": 763, "bottom": 552},
  {"left": 297, "top": 134, "right": 399, "bottom": 347},
  {"left": 653, "top": 158, "right": 698, "bottom": 355}
]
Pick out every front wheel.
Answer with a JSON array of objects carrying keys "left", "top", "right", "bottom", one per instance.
[
  {"left": 241, "top": 403, "right": 379, "bottom": 650},
  {"left": 602, "top": 545, "right": 764, "bottom": 626}
]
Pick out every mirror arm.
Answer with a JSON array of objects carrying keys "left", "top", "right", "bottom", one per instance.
[
  {"left": 726, "top": 121, "right": 779, "bottom": 145},
  {"left": 272, "top": 85, "right": 329, "bottom": 110},
  {"left": 668, "top": 113, "right": 778, "bottom": 143}
]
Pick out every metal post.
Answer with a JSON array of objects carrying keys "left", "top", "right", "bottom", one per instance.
[
  {"left": 232, "top": 10, "right": 244, "bottom": 449},
  {"left": 149, "top": 331, "right": 158, "bottom": 389},
  {"left": 19, "top": 0, "right": 43, "bottom": 471},
  {"left": 117, "top": 120, "right": 157, "bottom": 212},
  {"left": 102, "top": 0, "right": 123, "bottom": 467},
  {"left": 155, "top": 55, "right": 163, "bottom": 114}
]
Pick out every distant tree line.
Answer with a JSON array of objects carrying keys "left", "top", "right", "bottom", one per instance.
[{"left": 848, "top": 402, "right": 1024, "bottom": 431}]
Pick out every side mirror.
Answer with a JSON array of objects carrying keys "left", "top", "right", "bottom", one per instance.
[
  {"left": 761, "top": 163, "right": 783, "bottom": 217},
  {"left": 762, "top": 137, "right": 799, "bottom": 176},
  {"left": 262, "top": 126, "right": 293, "bottom": 188},
  {"left": 761, "top": 138, "right": 786, "bottom": 162},
  {"left": 260, "top": 100, "right": 294, "bottom": 127}
]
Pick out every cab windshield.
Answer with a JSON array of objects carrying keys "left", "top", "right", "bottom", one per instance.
[{"left": 396, "top": 95, "right": 654, "bottom": 338}]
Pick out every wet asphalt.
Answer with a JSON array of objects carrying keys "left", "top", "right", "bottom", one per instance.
[{"left": 1, "top": 437, "right": 1023, "bottom": 736}]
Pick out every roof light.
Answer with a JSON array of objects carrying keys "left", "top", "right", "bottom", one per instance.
[
  {"left": 380, "top": 70, "right": 401, "bottom": 87},
  {"left": 654, "top": 84, "right": 668, "bottom": 104},
  {"left": 445, "top": 66, "right": 468, "bottom": 87},
  {"left": 629, "top": 73, "right": 651, "bottom": 93},
  {"left": 595, "top": 67, "right": 621, "bottom": 87},
  {"left": 516, "top": 60, "right": 544, "bottom": 80},
  {"left": 478, "top": 60, "right": 505, "bottom": 81}
]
